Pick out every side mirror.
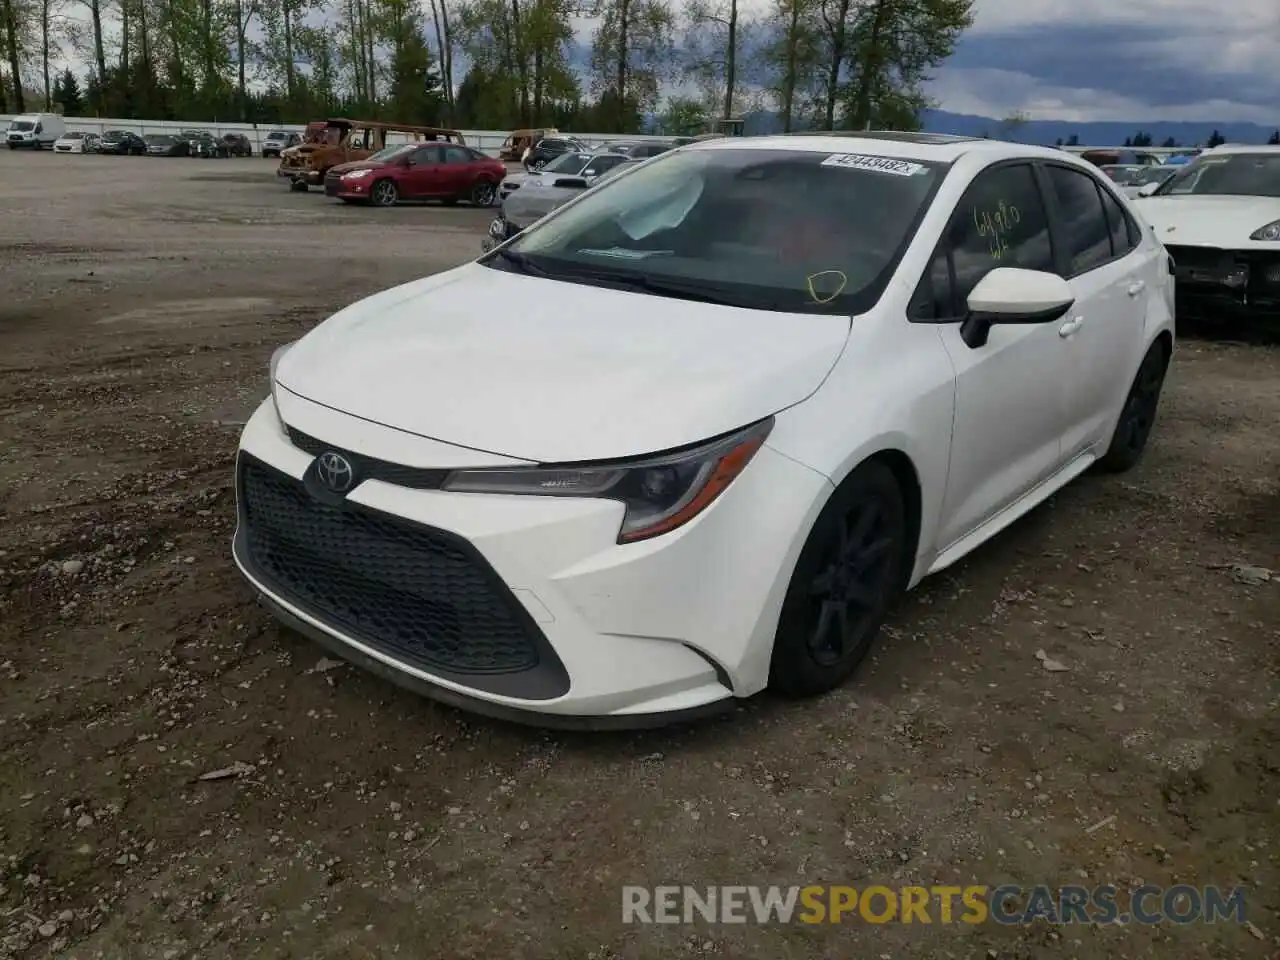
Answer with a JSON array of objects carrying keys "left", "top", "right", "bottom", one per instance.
[
  {"left": 1136, "top": 181, "right": 1162, "bottom": 198},
  {"left": 960, "top": 268, "right": 1074, "bottom": 349}
]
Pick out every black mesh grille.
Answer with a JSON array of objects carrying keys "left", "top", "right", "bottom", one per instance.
[
  {"left": 285, "top": 426, "right": 449, "bottom": 490},
  {"left": 238, "top": 456, "right": 542, "bottom": 676}
]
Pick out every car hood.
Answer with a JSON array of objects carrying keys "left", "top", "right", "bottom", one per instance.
[
  {"left": 1135, "top": 195, "right": 1280, "bottom": 247},
  {"left": 328, "top": 160, "right": 383, "bottom": 175},
  {"left": 501, "top": 183, "right": 581, "bottom": 228},
  {"left": 275, "top": 263, "right": 851, "bottom": 463}
]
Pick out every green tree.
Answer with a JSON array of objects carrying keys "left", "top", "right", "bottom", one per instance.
[
  {"left": 682, "top": 0, "right": 749, "bottom": 119},
  {"left": 388, "top": 11, "right": 444, "bottom": 123},
  {"left": 588, "top": 0, "right": 676, "bottom": 132},
  {"left": 759, "top": 0, "right": 820, "bottom": 132},
  {"left": 53, "top": 65, "right": 82, "bottom": 113},
  {"left": 1066, "top": 133, "right": 1078, "bottom": 146},
  {"left": 1268, "top": 130, "right": 1279, "bottom": 145},
  {"left": 658, "top": 94, "right": 707, "bottom": 133},
  {"left": 1206, "top": 129, "right": 1225, "bottom": 147},
  {"left": 841, "top": 0, "right": 973, "bottom": 131},
  {"left": 1160, "top": 136, "right": 1177, "bottom": 148}
]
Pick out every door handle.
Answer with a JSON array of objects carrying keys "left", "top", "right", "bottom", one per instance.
[
  {"left": 1059, "top": 317, "right": 1083, "bottom": 338},
  {"left": 1127, "top": 280, "right": 1146, "bottom": 297}
]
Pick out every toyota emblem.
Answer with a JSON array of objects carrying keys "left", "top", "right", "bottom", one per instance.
[{"left": 316, "top": 451, "right": 354, "bottom": 493}]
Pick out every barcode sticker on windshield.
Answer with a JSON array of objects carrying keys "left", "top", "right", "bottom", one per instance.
[{"left": 821, "top": 154, "right": 927, "bottom": 176}]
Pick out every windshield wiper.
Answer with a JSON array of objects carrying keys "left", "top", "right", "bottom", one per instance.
[
  {"left": 489, "top": 247, "right": 549, "bottom": 277},
  {"left": 569, "top": 268, "right": 766, "bottom": 308}
]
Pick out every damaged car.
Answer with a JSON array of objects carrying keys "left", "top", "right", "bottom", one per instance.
[
  {"left": 1135, "top": 144, "right": 1280, "bottom": 324},
  {"left": 239, "top": 134, "right": 1173, "bottom": 728}
]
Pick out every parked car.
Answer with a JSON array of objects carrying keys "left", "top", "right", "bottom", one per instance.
[
  {"left": 97, "top": 130, "right": 148, "bottom": 155},
  {"left": 324, "top": 142, "right": 507, "bottom": 207},
  {"left": 523, "top": 135, "right": 587, "bottom": 171},
  {"left": 588, "top": 139, "right": 676, "bottom": 160},
  {"left": 499, "top": 150, "right": 630, "bottom": 201},
  {"left": 243, "top": 133, "right": 1174, "bottom": 727},
  {"left": 144, "top": 134, "right": 189, "bottom": 157},
  {"left": 485, "top": 159, "right": 638, "bottom": 250},
  {"left": 6, "top": 113, "right": 66, "bottom": 149},
  {"left": 53, "top": 131, "right": 97, "bottom": 154},
  {"left": 1114, "top": 164, "right": 1175, "bottom": 199},
  {"left": 261, "top": 130, "right": 300, "bottom": 158},
  {"left": 187, "top": 133, "right": 229, "bottom": 158},
  {"left": 222, "top": 133, "right": 253, "bottom": 157},
  {"left": 1131, "top": 144, "right": 1280, "bottom": 324},
  {"left": 278, "top": 119, "right": 468, "bottom": 191},
  {"left": 499, "top": 127, "right": 559, "bottom": 162}
]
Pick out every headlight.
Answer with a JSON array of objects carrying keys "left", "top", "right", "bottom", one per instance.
[
  {"left": 343, "top": 169, "right": 372, "bottom": 180},
  {"left": 1250, "top": 220, "right": 1280, "bottom": 241},
  {"left": 268, "top": 341, "right": 297, "bottom": 419},
  {"left": 441, "top": 419, "right": 772, "bottom": 544}
]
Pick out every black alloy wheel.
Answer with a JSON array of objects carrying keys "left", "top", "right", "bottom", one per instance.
[
  {"left": 770, "top": 461, "right": 907, "bottom": 697},
  {"left": 1097, "top": 340, "right": 1169, "bottom": 473},
  {"left": 471, "top": 181, "right": 496, "bottom": 207},
  {"left": 370, "top": 179, "right": 399, "bottom": 207}
]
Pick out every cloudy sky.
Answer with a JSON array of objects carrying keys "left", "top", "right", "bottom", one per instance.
[
  {"left": 45, "top": 0, "right": 1275, "bottom": 122},
  {"left": 943, "top": 0, "right": 1277, "bottom": 122}
]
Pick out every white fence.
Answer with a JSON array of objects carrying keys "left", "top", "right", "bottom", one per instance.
[
  {"left": 0, "top": 115, "right": 664, "bottom": 155},
  {"left": 2, "top": 114, "right": 1196, "bottom": 157}
]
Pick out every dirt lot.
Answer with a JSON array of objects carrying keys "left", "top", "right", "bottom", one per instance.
[{"left": 0, "top": 148, "right": 1276, "bottom": 960}]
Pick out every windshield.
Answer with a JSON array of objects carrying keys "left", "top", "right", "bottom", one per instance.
[
  {"left": 492, "top": 147, "right": 944, "bottom": 314},
  {"left": 268, "top": 130, "right": 288, "bottom": 139},
  {"left": 10, "top": 120, "right": 34, "bottom": 131},
  {"left": 1133, "top": 167, "right": 1173, "bottom": 186},
  {"left": 147, "top": 135, "right": 175, "bottom": 145},
  {"left": 543, "top": 152, "right": 591, "bottom": 174},
  {"left": 104, "top": 131, "right": 125, "bottom": 139},
  {"left": 63, "top": 131, "right": 85, "bottom": 139},
  {"left": 1102, "top": 166, "right": 1143, "bottom": 185},
  {"left": 366, "top": 143, "right": 415, "bottom": 162},
  {"left": 1156, "top": 152, "right": 1280, "bottom": 197}
]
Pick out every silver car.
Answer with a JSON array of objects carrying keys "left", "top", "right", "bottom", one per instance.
[
  {"left": 499, "top": 150, "right": 630, "bottom": 201},
  {"left": 482, "top": 159, "right": 640, "bottom": 252}
]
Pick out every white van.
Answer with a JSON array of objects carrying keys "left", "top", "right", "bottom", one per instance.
[{"left": 6, "top": 113, "right": 66, "bottom": 150}]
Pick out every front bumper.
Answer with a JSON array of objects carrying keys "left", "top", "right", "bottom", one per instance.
[
  {"left": 1166, "top": 243, "right": 1280, "bottom": 322},
  {"left": 278, "top": 164, "right": 321, "bottom": 184},
  {"left": 480, "top": 215, "right": 523, "bottom": 252},
  {"left": 324, "top": 173, "right": 371, "bottom": 199},
  {"left": 233, "top": 395, "right": 829, "bottom": 726}
]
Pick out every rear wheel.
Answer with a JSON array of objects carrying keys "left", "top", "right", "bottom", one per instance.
[
  {"left": 769, "top": 461, "right": 907, "bottom": 697},
  {"left": 370, "top": 178, "right": 399, "bottom": 207},
  {"left": 1097, "top": 340, "right": 1170, "bottom": 473}
]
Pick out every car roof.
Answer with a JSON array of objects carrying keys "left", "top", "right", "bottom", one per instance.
[
  {"left": 689, "top": 131, "right": 1070, "bottom": 164},
  {"left": 1200, "top": 143, "right": 1280, "bottom": 156}
]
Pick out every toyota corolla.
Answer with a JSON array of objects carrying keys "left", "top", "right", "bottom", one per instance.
[{"left": 234, "top": 133, "right": 1175, "bottom": 728}]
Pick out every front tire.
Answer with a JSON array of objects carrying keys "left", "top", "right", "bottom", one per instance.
[
  {"left": 370, "top": 178, "right": 399, "bottom": 207},
  {"left": 470, "top": 180, "right": 497, "bottom": 207},
  {"left": 769, "top": 461, "right": 907, "bottom": 697},
  {"left": 1097, "top": 339, "right": 1170, "bottom": 473}
]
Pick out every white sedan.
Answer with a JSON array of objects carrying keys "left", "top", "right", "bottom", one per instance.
[
  {"left": 1132, "top": 144, "right": 1280, "bottom": 322},
  {"left": 53, "top": 131, "right": 95, "bottom": 153},
  {"left": 236, "top": 133, "right": 1175, "bottom": 728}
]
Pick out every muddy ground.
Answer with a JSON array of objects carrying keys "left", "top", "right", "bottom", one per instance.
[{"left": 0, "top": 149, "right": 1276, "bottom": 960}]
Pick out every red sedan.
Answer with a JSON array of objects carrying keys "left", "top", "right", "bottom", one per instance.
[{"left": 324, "top": 143, "right": 506, "bottom": 207}]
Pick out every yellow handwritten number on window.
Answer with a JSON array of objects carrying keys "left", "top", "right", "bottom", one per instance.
[
  {"left": 972, "top": 199, "right": 1021, "bottom": 261},
  {"left": 806, "top": 270, "right": 848, "bottom": 304}
]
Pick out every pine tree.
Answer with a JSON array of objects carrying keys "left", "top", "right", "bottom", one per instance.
[{"left": 54, "top": 67, "right": 83, "bottom": 116}]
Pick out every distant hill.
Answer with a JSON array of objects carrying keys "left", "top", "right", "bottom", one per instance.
[{"left": 722, "top": 107, "right": 1278, "bottom": 147}]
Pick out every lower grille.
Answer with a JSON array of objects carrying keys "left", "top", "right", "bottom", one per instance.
[
  {"left": 237, "top": 455, "right": 547, "bottom": 678},
  {"left": 324, "top": 175, "right": 341, "bottom": 196},
  {"left": 1165, "top": 244, "right": 1280, "bottom": 306}
]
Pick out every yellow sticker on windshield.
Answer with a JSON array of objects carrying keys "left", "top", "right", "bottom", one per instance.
[{"left": 806, "top": 270, "right": 848, "bottom": 304}]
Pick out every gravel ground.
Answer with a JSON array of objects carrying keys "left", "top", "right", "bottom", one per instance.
[{"left": 0, "top": 149, "right": 1277, "bottom": 960}]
